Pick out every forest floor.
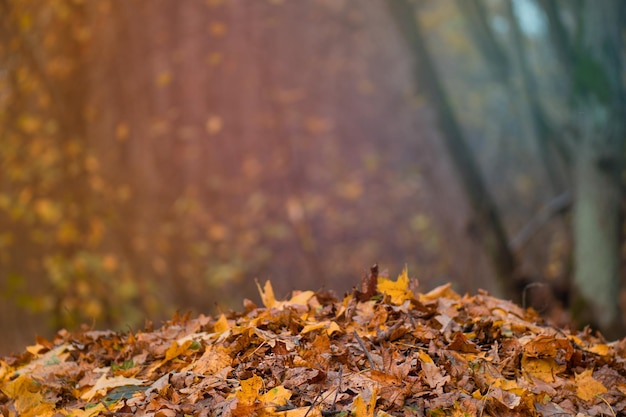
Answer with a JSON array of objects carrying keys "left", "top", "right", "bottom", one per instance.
[{"left": 1, "top": 267, "right": 626, "bottom": 416}]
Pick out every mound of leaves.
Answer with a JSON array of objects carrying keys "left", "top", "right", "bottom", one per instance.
[{"left": 2, "top": 267, "right": 626, "bottom": 417}]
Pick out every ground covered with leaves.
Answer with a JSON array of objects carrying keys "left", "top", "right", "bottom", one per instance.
[{"left": 2, "top": 267, "right": 626, "bottom": 417}]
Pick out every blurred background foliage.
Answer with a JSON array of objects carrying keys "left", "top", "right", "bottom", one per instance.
[{"left": 0, "top": 0, "right": 624, "bottom": 353}]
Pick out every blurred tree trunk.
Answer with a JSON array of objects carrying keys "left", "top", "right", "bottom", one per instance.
[
  {"left": 570, "top": 1, "right": 625, "bottom": 337},
  {"left": 460, "top": 0, "right": 572, "bottom": 246},
  {"left": 573, "top": 108, "right": 623, "bottom": 335},
  {"left": 454, "top": 0, "right": 509, "bottom": 85},
  {"left": 454, "top": 0, "right": 625, "bottom": 336},
  {"left": 503, "top": 0, "right": 563, "bottom": 194},
  {"left": 0, "top": 0, "right": 94, "bottom": 329},
  {"left": 387, "top": 0, "right": 626, "bottom": 336},
  {"left": 387, "top": 0, "right": 520, "bottom": 303}
]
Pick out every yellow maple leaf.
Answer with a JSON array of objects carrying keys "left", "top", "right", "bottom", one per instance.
[
  {"left": 575, "top": 369, "right": 607, "bottom": 401},
  {"left": 0, "top": 361, "right": 13, "bottom": 382},
  {"left": 256, "top": 280, "right": 277, "bottom": 308},
  {"left": 66, "top": 403, "right": 108, "bottom": 417},
  {"left": 261, "top": 385, "right": 292, "bottom": 411},
  {"left": 164, "top": 339, "right": 193, "bottom": 362},
  {"left": 301, "top": 320, "right": 342, "bottom": 336},
  {"left": 233, "top": 376, "right": 293, "bottom": 416},
  {"left": 352, "top": 386, "right": 379, "bottom": 417},
  {"left": 377, "top": 267, "right": 414, "bottom": 305},
  {"left": 237, "top": 375, "right": 263, "bottom": 406},
  {"left": 214, "top": 314, "right": 230, "bottom": 333},
  {"left": 0, "top": 375, "right": 55, "bottom": 417},
  {"left": 494, "top": 378, "right": 526, "bottom": 397},
  {"left": 521, "top": 354, "right": 556, "bottom": 383},
  {"left": 276, "top": 407, "right": 322, "bottom": 417},
  {"left": 417, "top": 350, "right": 434, "bottom": 364}
]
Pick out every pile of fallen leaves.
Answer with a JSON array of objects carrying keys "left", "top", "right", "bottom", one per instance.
[{"left": 2, "top": 267, "right": 626, "bottom": 417}]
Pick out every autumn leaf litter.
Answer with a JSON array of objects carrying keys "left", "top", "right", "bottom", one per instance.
[{"left": 2, "top": 267, "right": 626, "bottom": 416}]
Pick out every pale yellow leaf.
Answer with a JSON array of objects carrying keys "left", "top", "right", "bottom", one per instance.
[
  {"left": 80, "top": 374, "right": 144, "bottom": 401},
  {"left": 256, "top": 280, "right": 277, "bottom": 308}
]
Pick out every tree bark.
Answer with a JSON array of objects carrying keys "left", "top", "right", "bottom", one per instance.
[
  {"left": 570, "top": 0, "right": 625, "bottom": 337},
  {"left": 504, "top": 0, "right": 564, "bottom": 193}
]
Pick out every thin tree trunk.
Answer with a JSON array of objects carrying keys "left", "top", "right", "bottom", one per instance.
[
  {"left": 387, "top": 0, "right": 519, "bottom": 303},
  {"left": 454, "top": 0, "right": 509, "bottom": 84},
  {"left": 504, "top": 0, "right": 563, "bottom": 193}
]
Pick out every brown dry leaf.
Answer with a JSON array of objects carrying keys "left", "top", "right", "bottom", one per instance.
[
  {"left": 489, "top": 386, "right": 522, "bottom": 409},
  {"left": 3, "top": 272, "right": 626, "bottom": 416},
  {"left": 419, "top": 283, "right": 460, "bottom": 302},
  {"left": 418, "top": 350, "right": 449, "bottom": 390},
  {"left": 355, "top": 264, "right": 379, "bottom": 302},
  {"left": 523, "top": 335, "right": 572, "bottom": 360},
  {"left": 447, "top": 332, "right": 479, "bottom": 353},
  {"left": 191, "top": 345, "right": 231, "bottom": 375}
]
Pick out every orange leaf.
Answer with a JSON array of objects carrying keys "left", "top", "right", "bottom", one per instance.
[
  {"left": 352, "top": 386, "right": 378, "bottom": 417},
  {"left": 236, "top": 375, "right": 263, "bottom": 406},
  {"left": 587, "top": 344, "right": 611, "bottom": 356},
  {"left": 301, "top": 320, "right": 342, "bottom": 336},
  {"left": 276, "top": 407, "right": 321, "bottom": 417},
  {"left": 214, "top": 314, "right": 230, "bottom": 333},
  {"left": 164, "top": 340, "right": 193, "bottom": 362}
]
